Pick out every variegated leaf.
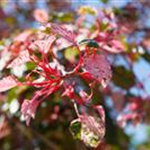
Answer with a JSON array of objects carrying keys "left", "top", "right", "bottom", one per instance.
[
  {"left": 7, "top": 50, "right": 30, "bottom": 68},
  {"left": 0, "top": 76, "right": 19, "bottom": 92},
  {"left": 30, "top": 35, "right": 56, "bottom": 53},
  {"left": 51, "top": 23, "right": 75, "bottom": 43},
  {"left": 83, "top": 52, "right": 112, "bottom": 88},
  {"left": 21, "top": 99, "right": 41, "bottom": 126}
]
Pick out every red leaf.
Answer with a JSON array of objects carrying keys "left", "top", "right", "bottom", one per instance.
[
  {"left": 0, "top": 76, "right": 19, "bottom": 92},
  {"left": 83, "top": 53, "right": 112, "bottom": 88},
  {"left": 7, "top": 50, "right": 30, "bottom": 68},
  {"left": 79, "top": 72, "right": 95, "bottom": 82}
]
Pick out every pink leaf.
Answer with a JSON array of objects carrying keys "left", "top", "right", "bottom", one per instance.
[
  {"left": 51, "top": 23, "right": 76, "bottom": 43},
  {"left": 79, "top": 90, "right": 89, "bottom": 101},
  {"left": 94, "top": 105, "right": 105, "bottom": 123},
  {"left": 102, "top": 40, "right": 125, "bottom": 53},
  {"left": 0, "top": 76, "right": 19, "bottom": 92},
  {"left": 117, "top": 113, "right": 141, "bottom": 128},
  {"left": 21, "top": 99, "right": 41, "bottom": 126},
  {"left": 111, "top": 39, "right": 125, "bottom": 50},
  {"left": 7, "top": 50, "right": 30, "bottom": 68},
  {"left": 14, "top": 30, "right": 33, "bottom": 42},
  {"left": 102, "top": 45, "right": 124, "bottom": 53},
  {"left": 0, "top": 117, "right": 10, "bottom": 139},
  {"left": 111, "top": 91, "right": 125, "bottom": 112},
  {"left": 83, "top": 53, "right": 112, "bottom": 88},
  {"left": 96, "top": 34, "right": 125, "bottom": 53},
  {"left": 33, "top": 9, "right": 49, "bottom": 23},
  {"left": 30, "top": 35, "right": 56, "bottom": 53}
]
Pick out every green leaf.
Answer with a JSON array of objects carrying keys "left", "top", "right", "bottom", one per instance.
[
  {"left": 101, "top": 0, "right": 108, "bottom": 4},
  {"left": 78, "top": 6, "right": 97, "bottom": 16},
  {"left": 51, "top": 12, "right": 74, "bottom": 23},
  {"left": 79, "top": 39, "right": 99, "bottom": 48},
  {"left": 112, "top": 66, "right": 135, "bottom": 89},
  {"left": 64, "top": 47, "right": 78, "bottom": 62},
  {"left": 142, "top": 52, "right": 150, "bottom": 64},
  {"left": 26, "top": 62, "right": 36, "bottom": 71},
  {"left": 70, "top": 119, "right": 82, "bottom": 139}
]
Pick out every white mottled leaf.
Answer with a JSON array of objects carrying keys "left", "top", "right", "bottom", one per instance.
[
  {"left": 30, "top": 35, "right": 56, "bottom": 53},
  {"left": 7, "top": 50, "right": 30, "bottom": 68},
  {"left": 51, "top": 23, "right": 75, "bottom": 43},
  {"left": 0, "top": 76, "right": 19, "bottom": 92},
  {"left": 21, "top": 99, "right": 41, "bottom": 126}
]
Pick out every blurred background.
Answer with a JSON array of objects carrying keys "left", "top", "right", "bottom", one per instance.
[{"left": 0, "top": 0, "right": 150, "bottom": 150}]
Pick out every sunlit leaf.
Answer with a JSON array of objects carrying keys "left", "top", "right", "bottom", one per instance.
[
  {"left": 7, "top": 50, "right": 30, "bottom": 68},
  {"left": 51, "top": 23, "right": 76, "bottom": 43},
  {"left": 30, "top": 35, "right": 56, "bottom": 53},
  {"left": 64, "top": 47, "right": 78, "bottom": 63},
  {"left": 0, "top": 76, "right": 20, "bottom": 92},
  {"left": 78, "top": 6, "right": 97, "bottom": 16}
]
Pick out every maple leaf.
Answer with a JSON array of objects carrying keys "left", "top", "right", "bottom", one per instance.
[{"left": 0, "top": 76, "right": 20, "bottom": 92}]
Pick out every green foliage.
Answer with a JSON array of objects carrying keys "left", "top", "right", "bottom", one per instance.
[
  {"left": 112, "top": 66, "right": 136, "bottom": 89},
  {"left": 70, "top": 120, "right": 82, "bottom": 139},
  {"left": 101, "top": 0, "right": 109, "bottom": 4}
]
